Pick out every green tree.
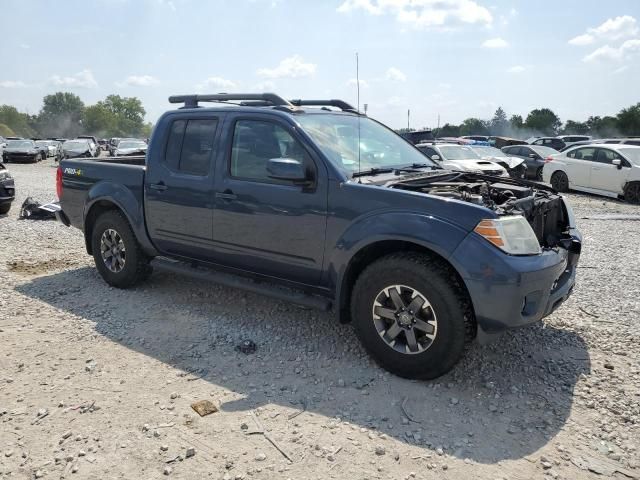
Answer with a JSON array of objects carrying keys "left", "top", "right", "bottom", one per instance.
[
  {"left": 563, "top": 120, "right": 589, "bottom": 135},
  {"left": 437, "top": 123, "right": 461, "bottom": 137},
  {"left": 616, "top": 103, "right": 640, "bottom": 136},
  {"left": 524, "top": 108, "right": 561, "bottom": 135},
  {"left": 509, "top": 114, "right": 523, "bottom": 131},
  {"left": 490, "top": 107, "right": 509, "bottom": 135},
  {"left": 37, "top": 92, "right": 85, "bottom": 138},
  {"left": 459, "top": 118, "right": 489, "bottom": 136},
  {"left": 99, "top": 95, "right": 146, "bottom": 136},
  {"left": 84, "top": 103, "right": 117, "bottom": 136},
  {"left": 586, "top": 116, "right": 619, "bottom": 137},
  {"left": 0, "top": 105, "right": 37, "bottom": 137},
  {"left": 0, "top": 123, "right": 16, "bottom": 137}
]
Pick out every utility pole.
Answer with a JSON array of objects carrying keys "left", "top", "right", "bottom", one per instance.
[{"left": 407, "top": 109, "right": 410, "bottom": 130}]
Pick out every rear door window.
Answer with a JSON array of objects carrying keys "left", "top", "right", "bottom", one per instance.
[
  {"left": 568, "top": 147, "right": 596, "bottom": 161},
  {"left": 595, "top": 149, "right": 622, "bottom": 165},
  {"left": 164, "top": 118, "right": 218, "bottom": 175}
]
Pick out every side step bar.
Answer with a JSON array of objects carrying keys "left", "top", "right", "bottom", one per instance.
[{"left": 150, "top": 257, "right": 332, "bottom": 312}]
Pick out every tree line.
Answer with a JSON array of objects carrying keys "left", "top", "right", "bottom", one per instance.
[
  {"left": 399, "top": 103, "right": 640, "bottom": 139},
  {"left": 0, "top": 92, "right": 153, "bottom": 139}
]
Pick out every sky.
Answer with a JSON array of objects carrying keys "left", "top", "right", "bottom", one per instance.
[{"left": 1, "top": 0, "right": 639, "bottom": 130}]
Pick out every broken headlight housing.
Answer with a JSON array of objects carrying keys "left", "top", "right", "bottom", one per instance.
[{"left": 474, "top": 216, "right": 541, "bottom": 255}]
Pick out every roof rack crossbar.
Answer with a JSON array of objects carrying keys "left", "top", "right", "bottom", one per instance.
[
  {"left": 289, "top": 99, "right": 357, "bottom": 111},
  {"left": 168, "top": 93, "right": 292, "bottom": 109}
]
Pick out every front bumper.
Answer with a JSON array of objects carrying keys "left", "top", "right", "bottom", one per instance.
[
  {"left": 450, "top": 227, "right": 582, "bottom": 340},
  {"left": 3, "top": 152, "right": 38, "bottom": 163},
  {"left": 0, "top": 179, "right": 15, "bottom": 204}
]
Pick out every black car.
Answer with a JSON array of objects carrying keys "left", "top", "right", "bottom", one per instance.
[
  {"left": 0, "top": 163, "right": 15, "bottom": 214},
  {"left": 113, "top": 139, "right": 147, "bottom": 157},
  {"left": 528, "top": 136, "right": 566, "bottom": 151},
  {"left": 61, "top": 139, "right": 94, "bottom": 159},
  {"left": 501, "top": 144, "right": 558, "bottom": 180},
  {"left": 2, "top": 139, "right": 44, "bottom": 163}
]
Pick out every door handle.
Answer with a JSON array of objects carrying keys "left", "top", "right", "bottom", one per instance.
[
  {"left": 149, "top": 182, "right": 168, "bottom": 191},
  {"left": 215, "top": 190, "right": 237, "bottom": 201}
]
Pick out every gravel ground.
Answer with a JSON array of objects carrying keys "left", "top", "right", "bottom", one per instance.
[{"left": 1, "top": 159, "right": 638, "bottom": 480}]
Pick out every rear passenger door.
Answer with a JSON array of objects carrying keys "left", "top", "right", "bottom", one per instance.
[
  {"left": 145, "top": 114, "right": 222, "bottom": 260},
  {"left": 564, "top": 147, "right": 596, "bottom": 187},
  {"left": 211, "top": 114, "right": 328, "bottom": 285}
]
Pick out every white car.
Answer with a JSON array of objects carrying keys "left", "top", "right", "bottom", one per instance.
[
  {"left": 543, "top": 144, "right": 640, "bottom": 203},
  {"left": 416, "top": 143, "right": 508, "bottom": 176},
  {"left": 469, "top": 145, "right": 526, "bottom": 178}
]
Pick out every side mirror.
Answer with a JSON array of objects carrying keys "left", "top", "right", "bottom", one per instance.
[
  {"left": 612, "top": 158, "right": 622, "bottom": 169},
  {"left": 528, "top": 153, "right": 537, "bottom": 158},
  {"left": 267, "top": 158, "right": 309, "bottom": 183},
  {"left": 431, "top": 154, "right": 441, "bottom": 161}
]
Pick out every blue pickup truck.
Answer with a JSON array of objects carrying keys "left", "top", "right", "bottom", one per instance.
[{"left": 56, "top": 93, "right": 582, "bottom": 379}]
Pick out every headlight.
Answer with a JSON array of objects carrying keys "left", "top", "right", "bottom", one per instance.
[
  {"left": 0, "top": 170, "right": 11, "bottom": 181},
  {"left": 474, "top": 216, "right": 541, "bottom": 255}
]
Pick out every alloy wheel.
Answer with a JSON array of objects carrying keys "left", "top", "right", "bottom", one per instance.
[{"left": 100, "top": 228, "right": 126, "bottom": 273}]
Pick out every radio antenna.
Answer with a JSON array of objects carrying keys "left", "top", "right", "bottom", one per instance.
[{"left": 356, "top": 52, "right": 362, "bottom": 183}]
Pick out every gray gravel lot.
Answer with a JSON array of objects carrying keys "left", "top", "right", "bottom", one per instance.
[{"left": 0, "top": 158, "right": 638, "bottom": 479}]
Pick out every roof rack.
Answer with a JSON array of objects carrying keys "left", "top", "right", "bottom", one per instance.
[
  {"left": 289, "top": 99, "right": 359, "bottom": 112},
  {"left": 168, "top": 93, "right": 293, "bottom": 109}
]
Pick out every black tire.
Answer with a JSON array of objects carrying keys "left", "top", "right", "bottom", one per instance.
[
  {"left": 550, "top": 171, "right": 569, "bottom": 192},
  {"left": 91, "top": 210, "right": 152, "bottom": 288},
  {"left": 535, "top": 167, "right": 543, "bottom": 181},
  {"left": 624, "top": 182, "right": 640, "bottom": 204},
  {"left": 33, "top": 153, "right": 42, "bottom": 163},
  {"left": 351, "top": 252, "right": 470, "bottom": 379},
  {"left": 0, "top": 203, "right": 10, "bottom": 215}
]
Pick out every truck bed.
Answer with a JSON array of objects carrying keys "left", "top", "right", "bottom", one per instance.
[{"left": 59, "top": 156, "right": 146, "bottom": 230}]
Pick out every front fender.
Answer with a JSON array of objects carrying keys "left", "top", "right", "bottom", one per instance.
[
  {"left": 84, "top": 182, "right": 157, "bottom": 256},
  {"left": 329, "top": 211, "right": 470, "bottom": 311}
]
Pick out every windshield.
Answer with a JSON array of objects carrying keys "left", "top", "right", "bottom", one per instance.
[
  {"left": 35, "top": 141, "right": 48, "bottom": 147},
  {"left": 295, "top": 114, "right": 437, "bottom": 174},
  {"left": 530, "top": 145, "right": 558, "bottom": 156},
  {"left": 63, "top": 140, "right": 89, "bottom": 149},
  {"left": 119, "top": 141, "right": 146, "bottom": 149},
  {"left": 438, "top": 145, "right": 481, "bottom": 161},
  {"left": 7, "top": 140, "right": 33, "bottom": 148},
  {"left": 470, "top": 146, "right": 504, "bottom": 157},
  {"left": 620, "top": 148, "right": 640, "bottom": 165}
]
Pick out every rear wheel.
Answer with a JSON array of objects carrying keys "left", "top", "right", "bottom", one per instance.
[
  {"left": 33, "top": 153, "right": 42, "bottom": 163},
  {"left": 351, "top": 252, "right": 470, "bottom": 379},
  {"left": 91, "top": 211, "right": 152, "bottom": 288},
  {"left": 550, "top": 171, "right": 569, "bottom": 192},
  {"left": 0, "top": 203, "right": 11, "bottom": 215},
  {"left": 624, "top": 182, "right": 640, "bottom": 204}
]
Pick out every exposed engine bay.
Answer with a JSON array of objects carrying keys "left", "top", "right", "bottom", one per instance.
[{"left": 388, "top": 172, "right": 569, "bottom": 248}]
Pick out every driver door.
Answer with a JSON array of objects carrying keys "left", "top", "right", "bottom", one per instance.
[{"left": 590, "top": 148, "right": 628, "bottom": 194}]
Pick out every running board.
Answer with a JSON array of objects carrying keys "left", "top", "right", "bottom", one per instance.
[{"left": 150, "top": 258, "right": 332, "bottom": 311}]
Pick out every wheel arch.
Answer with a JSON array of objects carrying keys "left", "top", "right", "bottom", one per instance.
[{"left": 335, "top": 239, "right": 476, "bottom": 339}]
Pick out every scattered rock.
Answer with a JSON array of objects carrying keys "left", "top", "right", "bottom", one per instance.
[
  {"left": 374, "top": 445, "right": 386, "bottom": 456},
  {"left": 191, "top": 400, "right": 218, "bottom": 417},
  {"left": 235, "top": 340, "right": 257, "bottom": 355},
  {"left": 255, "top": 452, "right": 267, "bottom": 462},
  {"left": 185, "top": 447, "right": 196, "bottom": 458}
]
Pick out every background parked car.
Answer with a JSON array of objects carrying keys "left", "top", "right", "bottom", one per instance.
[
  {"left": 35, "top": 140, "right": 57, "bottom": 158},
  {"left": 469, "top": 145, "right": 526, "bottom": 178},
  {"left": 113, "top": 139, "right": 148, "bottom": 157},
  {"left": 61, "top": 139, "right": 95, "bottom": 159},
  {"left": 501, "top": 144, "right": 558, "bottom": 180},
  {"left": 543, "top": 144, "right": 640, "bottom": 203},
  {"left": 528, "top": 136, "right": 566, "bottom": 151},
  {"left": 556, "top": 135, "right": 591, "bottom": 148},
  {"left": 75, "top": 135, "right": 100, "bottom": 157},
  {"left": 488, "top": 136, "right": 527, "bottom": 149},
  {"left": 2, "top": 139, "right": 44, "bottom": 163},
  {"left": 416, "top": 143, "right": 508, "bottom": 176},
  {"left": 0, "top": 163, "right": 14, "bottom": 214}
]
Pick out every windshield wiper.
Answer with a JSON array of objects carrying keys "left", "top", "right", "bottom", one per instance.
[
  {"left": 352, "top": 167, "right": 394, "bottom": 178},
  {"left": 392, "top": 163, "right": 439, "bottom": 174}
]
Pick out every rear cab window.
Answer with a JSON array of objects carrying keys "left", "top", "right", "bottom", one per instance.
[{"left": 164, "top": 118, "right": 219, "bottom": 175}]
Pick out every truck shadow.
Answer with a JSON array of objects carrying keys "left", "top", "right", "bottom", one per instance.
[{"left": 15, "top": 266, "right": 590, "bottom": 464}]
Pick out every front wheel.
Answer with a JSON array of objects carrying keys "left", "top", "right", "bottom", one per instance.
[
  {"left": 351, "top": 252, "right": 470, "bottom": 379},
  {"left": 0, "top": 203, "right": 11, "bottom": 215},
  {"left": 91, "top": 211, "right": 152, "bottom": 288},
  {"left": 624, "top": 182, "right": 640, "bottom": 204},
  {"left": 550, "top": 171, "right": 569, "bottom": 192},
  {"left": 33, "top": 153, "right": 42, "bottom": 163}
]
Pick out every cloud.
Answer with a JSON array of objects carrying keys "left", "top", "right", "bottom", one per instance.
[
  {"left": 347, "top": 78, "right": 369, "bottom": 88},
  {"left": 257, "top": 55, "right": 316, "bottom": 78},
  {"left": 253, "top": 80, "right": 276, "bottom": 91},
  {"left": 117, "top": 75, "right": 159, "bottom": 87},
  {"left": 569, "top": 15, "right": 638, "bottom": 46},
  {"left": 19, "top": 43, "right": 29, "bottom": 49},
  {"left": 49, "top": 69, "right": 98, "bottom": 88},
  {"left": 507, "top": 65, "right": 526, "bottom": 73},
  {"left": 583, "top": 38, "right": 640, "bottom": 62},
  {"left": 197, "top": 76, "right": 238, "bottom": 91},
  {"left": 337, "top": 0, "right": 493, "bottom": 28},
  {"left": 385, "top": 67, "right": 407, "bottom": 82},
  {"left": 0, "top": 80, "right": 28, "bottom": 88},
  {"left": 482, "top": 37, "right": 508, "bottom": 48}
]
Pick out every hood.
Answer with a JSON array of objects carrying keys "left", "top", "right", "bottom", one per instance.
[
  {"left": 5, "top": 146, "right": 37, "bottom": 153},
  {"left": 116, "top": 147, "right": 147, "bottom": 155},
  {"left": 442, "top": 160, "right": 506, "bottom": 174},
  {"left": 64, "top": 149, "right": 89, "bottom": 157},
  {"left": 479, "top": 155, "right": 525, "bottom": 169}
]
